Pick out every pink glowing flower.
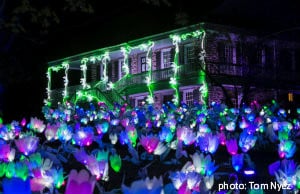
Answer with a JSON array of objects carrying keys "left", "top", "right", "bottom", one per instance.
[
  {"left": 29, "top": 117, "right": 46, "bottom": 133},
  {"left": 0, "top": 144, "right": 15, "bottom": 162},
  {"left": 15, "top": 135, "right": 39, "bottom": 155},
  {"left": 226, "top": 138, "right": 238, "bottom": 155},
  {"left": 44, "top": 123, "right": 59, "bottom": 141},
  {"left": 139, "top": 135, "right": 160, "bottom": 153},
  {"left": 65, "top": 169, "right": 96, "bottom": 194}
]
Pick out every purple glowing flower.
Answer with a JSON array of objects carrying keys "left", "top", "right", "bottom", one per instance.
[
  {"left": 226, "top": 138, "right": 238, "bottom": 155},
  {"left": 15, "top": 135, "right": 39, "bottom": 155},
  {"left": 0, "top": 143, "right": 15, "bottom": 162},
  {"left": 65, "top": 169, "right": 96, "bottom": 194},
  {"left": 139, "top": 135, "right": 160, "bottom": 153},
  {"left": 44, "top": 123, "right": 59, "bottom": 141},
  {"left": 73, "top": 126, "right": 94, "bottom": 146},
  {"left": 198, "top": 133, "right": 219, "bottom": 154}
]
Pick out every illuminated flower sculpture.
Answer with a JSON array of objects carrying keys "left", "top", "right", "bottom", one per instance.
[
  {"left": 29, "top": 117, "right": 46, "bottom": 133},
  {"left": 177, "top": 126, "right": 197, "bottom": 145},
  {"left": 139, "top": 135, "right": 160, "bottom": 153},
  {"left": 15, "top": 135, "right": 39, "bottom": 155},
  {"left": 122, "top": 176, "right": 164, "bottom": 194},
  {"left": 269, "top": 159, "right": 300, "bottom": 191},
  {"left": 278, "top": 140, "right": 297, "bottom": 158},
  {"left": 0, "top": 143, "right": 15, "bottom": 162},
  {"left": 226, "top": 138, "right": 238, "bottom": 155},
  {"left": 239, "top": 131, "right": 257, "bottom": 152},
  {"left": 65, "top": 169, "right": 96, "bottom": 194}
]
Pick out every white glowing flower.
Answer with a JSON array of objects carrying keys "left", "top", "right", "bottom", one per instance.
[{"left": 122, "top": 176, "right": 164, "bottom": 194}]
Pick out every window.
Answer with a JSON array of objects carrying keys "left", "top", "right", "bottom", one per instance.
[
  {"left": 161, "top": 48, "right": 172, "bottom": 68},
  {"left": 118, "top": 59, "right": 126, "bottom": 80},
  {"left": 139, "top": 54, "right": 149, "bottom": 73},
  {"left": 185, "top": 91, "right": 194, "bottom": 106},
  {"left": 184, "top": 44, "right": 196, "bottom": 65},
  {"left": 218, "top": 42, "right": 233, "bottom": 64}
]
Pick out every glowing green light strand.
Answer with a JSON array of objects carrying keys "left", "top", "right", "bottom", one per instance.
[
  {"left": 139, "top": 41, "right": 155, "bottom": 104},
  {"left": 94, "top": 52, "right": 110, "bottom": 89},
  {"left": 45, "top": 68, "right": 52, "bottom": 105},
  {"left": 198, "top": 30, "right": 208, "bottom": 105},
  {"left": 121, "top": 45, "right": 131, "bottom": 77},
  {"left": 80, "top": 58, "right": 90, "bottom": 89},
  {"left": 170, "top": 34, "right": 180, "bottom": 105},
  {"left": 62, "top": 62, "right": 69, "bottom": 101}
]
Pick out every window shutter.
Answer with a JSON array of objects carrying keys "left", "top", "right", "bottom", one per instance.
[
  {"left": 113, "top": 61, "right": 118, "bottom": 82},
  {"left": 179, "top": 45, "right": 184, "bottom": 65},
  {"left": 96, "top": 63, "right": 101, "bottom": 80},
  {"left": 156, "top": 51, "right": 161, "bottom": 70},
  {"left": 107, "top": 62, "right": 112, "bottom": 82},
  {"left": 217, "top": 42, "right": 225, "bottom": 63},
  {"left": 170, "top": 47, "right": 175, "bottom": 65},
  {"left": 128, "top": 57, "right": 132, "bottom": 74}
]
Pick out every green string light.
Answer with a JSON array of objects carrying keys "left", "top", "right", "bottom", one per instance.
[
  {"left": 80, "top": 58, "right": 90, "bottom": 89},
  {"left": 121, "top": 45, "right": 131, "bottom": 77},
  {"left": 199, "top": 30, "right": 208, "bottom": 105},
  {"left": 139, "top": 41, "right": 155, "bottom": 104},
  {"left": 170, "top": 34, "right": 180, "bottom": 105},
  {"left": 62, "top": 62, "right": 69, "bottom": 101}
]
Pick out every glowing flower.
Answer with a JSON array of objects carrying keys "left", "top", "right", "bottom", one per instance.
[
  {"left": 109, "top": 133, "right": 118, "bottom": 144},
  {"left": 153, "top": 142, "right": 168, "bottom": 155},
  {"left": 239, "top": 131, "right": 257, "bottom": 152},
  {"left": 139, "top": 135, "right": 160, "bottom": 153},
  {"left": 204, "top": 175, "right": 214, "bottom": 190},
  {"left": 278, "top": 140, "right": 296, "bottom": 159},
  {"left": 57, "top": 123, "right": 73, "bottom": 142},
  {"left": 122, "top": 176, "right": 164, "bottom": 194},
  {"left": 198, "top": 133, "right": 219, "bottom": 154},
  {"left": 226, "top": 138, "right": 238, "bottom": 155},
  {"left": 65, "top": 169, "right": 96, "bottom": 194},
  {"left": 15, "top": 135, "right": 39, "bottom": 155},
  {"left": 190, "top": 152, "right": 218, "bottom": 175},
  {"left": 29, "top": 117, "right": 46, "bottom": 133},
  {"left": 44, "top": 123, "right": 59, "bottom": 141},
  {"left": 159, "top": 126, "right": 173, "bottom": 143},
  {"left": 232, "top": 153, "right": 244, "bottom": 172},
  {"left": 0, "top": 143, "right": 15, "bottom": 162},
  {"left": 177, "top": 126, "right": 197, "bottom": 145},
  {"left": 95, "top": 121, "right": 109, "bottom": 135},
  {"left": 109, "top": 154, "right": 122, "bottom": 173},
  {"left": 73, "top": 126, "right": 94, "bottom": 146}
]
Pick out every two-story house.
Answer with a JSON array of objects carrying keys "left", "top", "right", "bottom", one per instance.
[{"left": 46, "top": 22, "right": 300, "bottom": 109}]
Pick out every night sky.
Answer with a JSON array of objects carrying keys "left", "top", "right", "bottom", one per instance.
[{"left": 1, "top": 0, "right": 300, "bottom": 121}]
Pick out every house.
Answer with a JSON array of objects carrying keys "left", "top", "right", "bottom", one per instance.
[{"left": 46, "top": 22, "right": 300, "bottom": 109}]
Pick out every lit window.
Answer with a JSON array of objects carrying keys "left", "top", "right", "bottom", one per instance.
[
  {"left": 140, "top": 55, "right": 149, "bottom": 72},
  {"left": 184, "top": 44, "right": 196, "bottom": 65},
  {"left": 185, "top": 90, "right": 194, "bottom": 106},
  {"left": 161, "top": 48, "right": 172, "bottom": 68}
]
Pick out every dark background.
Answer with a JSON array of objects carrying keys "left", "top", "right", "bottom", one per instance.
[{"left": 1, "top": 0, "right": 300, "bottom": 122}]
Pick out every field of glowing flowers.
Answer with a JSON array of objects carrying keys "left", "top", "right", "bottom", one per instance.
[{"left": 0, "top": 99, "right": 299, "bottom": 194}]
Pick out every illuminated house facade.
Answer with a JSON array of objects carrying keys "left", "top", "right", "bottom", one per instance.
[{"left": 46, "top": 22, "right": 300, "bottom": 109}]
